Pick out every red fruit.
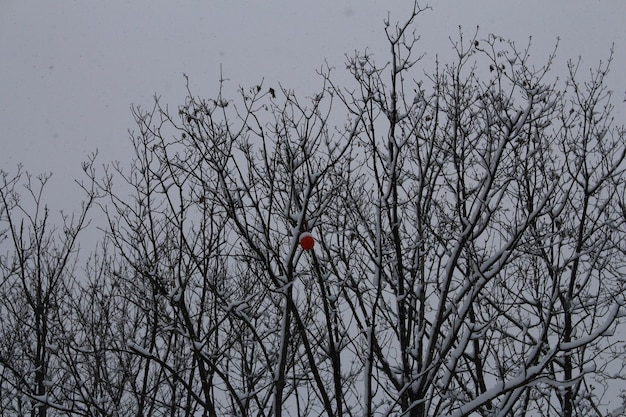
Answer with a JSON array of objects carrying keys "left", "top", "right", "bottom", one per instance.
[{"left": 300, "top": 232, "right": 314, "bottom": 251}]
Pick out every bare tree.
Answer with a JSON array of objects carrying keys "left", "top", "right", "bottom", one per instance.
[
  {"left": 88, "top": 17, "right": 626, "bottom": 414},
  {"left": 83, "top": 68, "right": 362, "bottom": 416},
  {"left": 4, "top": 3, "right": 626, "bottom": 417},
  {"left": 319, "top": 5, "right": 626, "bottom": 416},
  {"left": 0, "top": 168, "right": 93, "bottom": 416}
]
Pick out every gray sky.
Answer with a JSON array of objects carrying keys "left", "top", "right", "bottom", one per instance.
[{"left": 1, "top": 1, "right": 625, "bottom": 210}]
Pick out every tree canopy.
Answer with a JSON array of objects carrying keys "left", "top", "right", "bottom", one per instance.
[{"left": 2, "top": 4, "right": 626, "bottom": 417}]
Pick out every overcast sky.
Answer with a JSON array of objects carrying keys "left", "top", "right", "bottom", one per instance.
[{"left": 1, "top": 1, "right": 625, "bottom": 210}]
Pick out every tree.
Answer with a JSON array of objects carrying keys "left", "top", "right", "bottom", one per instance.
[
  {"left": 84, "top": 69, "right": 359, "bottom": 416},
  {"left": 0, "top": 168, "right": 94, "bottom": 416},
  {"left": 3, "top": 3, "right": 626, "bottom": 417},
  {"left": 88, "top": 7, "right": 626, "bottom": 414},
  {"left": 323, "top": 10, "right": 626, "bottom": 416}
]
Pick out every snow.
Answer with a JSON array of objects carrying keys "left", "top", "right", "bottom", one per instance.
[
  {"left": 441, "top": 346, "right": 559, "bottom": 417},
  {"left": 127, "top": 339, "right": 152, "bottom": 357},
  {"left": 169, "top": 286, "right": 182, "bottom": 302},
  {"left": 30, "top": 394, "right": 69, "bottom": 412},
  {"left": 559, "top": 304, "right": 620, "bottom": 351}
]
